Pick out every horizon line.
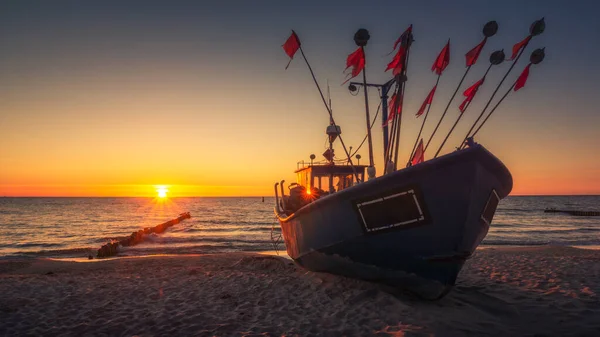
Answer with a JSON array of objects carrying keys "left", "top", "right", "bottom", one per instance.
[{"left": 1, "top": 194, "right": 600, "bottom": 198}]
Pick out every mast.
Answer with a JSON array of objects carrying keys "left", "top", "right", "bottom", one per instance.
[
  {"left": 386, "top": 27, "right": 413, "bottom": 172},
  {"left": 353, "top": 29, "right": 376, "bottom": 179},
  {"left": 295, "top": 42, "right": 361, "bottom": 182},
  {"left": 380, "top": 83, "right": 390, "bottom": 156},
  {"left": 348, "top": 79, "right": 395, "bottom": 162}
]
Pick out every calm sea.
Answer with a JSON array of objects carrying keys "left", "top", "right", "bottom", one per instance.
[{"left": 0, "top": 196, "right": 599, "bottom": 259}]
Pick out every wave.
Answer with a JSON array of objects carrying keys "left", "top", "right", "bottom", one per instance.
[
  {"left": 1, "top": 238, "right": 278, "bottom": 259},
  {"left": 189, "top": 219, "right": 276, "bottom": 226},
  {"left": 482, "top": 239, "right": 600, "bottom": 246},
  {"left": 141, "top": 235, "right": 273, "bottom": 245},
  {"left": 121, "top": 244, "right": 274, "bottom": 255},
  {"left": 1, "top": 247, "right": 96, "bottom": 258},
  {"left": 482, "top": 240, "right": 549, "bottom": 246},
  {"left": 0, "top": 242, "right": 64, "bottom": 249},
  {"left": 496, "top": 228, "right": 600, "bottom": 235},
  {"left": 497, "top": 208, "right": 535, "bottom": 213},
  {"left": 489, "top": 223, "right": 517, "bottom": 228},
  {"left": 578, "top": 227, "right": 599, "bottom": 231},
  {"left": 182, "top": 227, "right": 279, "bottom": 233}
]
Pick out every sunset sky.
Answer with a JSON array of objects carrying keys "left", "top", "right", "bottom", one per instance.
[{"left": 1, "top": 0, "right": 599, "bottom": 197}]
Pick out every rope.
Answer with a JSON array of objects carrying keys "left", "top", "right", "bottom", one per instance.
[{"left": 350, "top": 89, "right": 382, "bottom": 158}]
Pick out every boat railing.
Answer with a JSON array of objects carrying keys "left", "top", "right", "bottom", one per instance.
[
  {"left": 297, "top": 159, "right": 355, "bottom": 170},
  {"left": 274, "top": 182, "right": 282, "bottom": 214},
  {"left": 279, "top": 180, "right": 286, "bottom": 211}
]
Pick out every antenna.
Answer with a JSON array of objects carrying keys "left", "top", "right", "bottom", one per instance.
[
  {"left": 353, "top": 28, "right": 375, "bottom": 178},
  {"left": 291, "top": 33, "right": 360, "bottom": 182},
  {"left": 327, "top": 80, "right": 332, "bottom": 112}
]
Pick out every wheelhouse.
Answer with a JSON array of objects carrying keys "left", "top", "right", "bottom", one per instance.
[{"left": 295, "top": 163, "right": 367, "bottom": 193}]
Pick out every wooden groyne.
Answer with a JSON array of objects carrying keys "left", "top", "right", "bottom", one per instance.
[
  {"left": 97, "top": 212, "right": 191, "bottom": 258},
  {"left": 544, "top": 209, "right": 600, "bottom": 217}
]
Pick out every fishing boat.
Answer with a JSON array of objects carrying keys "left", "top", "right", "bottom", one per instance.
[{"left": 274, "top": 19, "right": 545, "bottom": 297}]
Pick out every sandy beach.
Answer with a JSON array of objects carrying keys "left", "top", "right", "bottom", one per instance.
[{"left": 1, "top": 246, "right": 599, "bottom": 337}]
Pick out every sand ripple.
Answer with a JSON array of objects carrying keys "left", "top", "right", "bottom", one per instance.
[{"left": 1, "top": 247, "right": 599, "bottom": 336}]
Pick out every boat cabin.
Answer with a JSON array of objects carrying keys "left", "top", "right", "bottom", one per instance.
[{"left": 295, "top": 163, "right": 367, "bottom": 193}]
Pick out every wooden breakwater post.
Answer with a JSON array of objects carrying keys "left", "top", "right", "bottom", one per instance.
[
  {"left": 544, "top": 208, "right": 600, "bottom": 217},
  {"left": 97, "top": 212, "right": 191, "bottom": 258}
]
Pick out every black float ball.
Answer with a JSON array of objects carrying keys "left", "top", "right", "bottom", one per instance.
[
  {"left": 530, "top": 17, "right": 545, "bottom": 36},
  {"left": 483, "top": 21, "right": 499, "bottom": 37},
  {"left": 354, "top": 28, "right": 370, "bottom": 47},
  {"left": 530, "top": 48, "right": 545, "bottom": 64},
  {"left": 489, "top": 50, "right": 505, "bottom": 65},
  {"left": 401, "top": 29, "right": 413, "bottom": 47}
]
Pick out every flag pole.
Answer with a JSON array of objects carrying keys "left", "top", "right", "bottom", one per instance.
[
  {"left": 388, "top": 28, "right": 413, "bottom": 171},
  {"left": 457, "top": 44, "right": 528, "bottom": 150},
  {"left": 297, "top": 46, "right": 361, "bottom": 182},
  {"left": 469, "top": 48, "right": 544, "bottom": 140},
  {"left": 434, "top": 63, "right": 494, "bottom": 158},
  {"left": 393, "top": 48, "right": 410, "bottom": 170},
  {"left": 379, "top": 80, "right": 395, "bottom": 158},
  {"left": 361, "top": 48, "right": 375, "bottom": 170},
  {"left": 417, "top": 38, "right": 451, "bottom": 155},
  {"left": 423, "top": 21, "right": 498, "bottom": 155},
  {"left": 407, "top": 73, "right": 441, "bottom": 166},
  {"left": 469, "top": 80, "right": 517, "bottom": 141},
  {"left": 459, "top": 18, "right": 545, "bottom": 149},
  {"left": 384, "top": 85, "right": 400, "bottom": 171},
  {"left": 352, "top": 29, "right": 375, "bottom": 178}
]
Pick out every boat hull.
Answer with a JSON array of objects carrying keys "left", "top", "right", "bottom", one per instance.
[{"left": 276, "top": 145, "right": 512, "bottom": 287}]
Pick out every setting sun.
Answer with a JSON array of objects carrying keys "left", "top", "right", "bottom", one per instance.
[{"left": 156, "top": 186, "right": 168, "bottom": 198}]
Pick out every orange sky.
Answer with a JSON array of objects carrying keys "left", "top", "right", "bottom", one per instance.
[{"left": 1, "top": 2, "right": 599, "bottom": 197}]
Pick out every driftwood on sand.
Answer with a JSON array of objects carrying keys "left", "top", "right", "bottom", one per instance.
[{"left": 96, "top": 212, "right": 191, "bottom": 258}]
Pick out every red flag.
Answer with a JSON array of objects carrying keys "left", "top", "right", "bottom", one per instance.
[
  {"left": 416, "top": 85, "right": 437, "bottom": 117},
  {"left": 432, "top": 40, "right": 450, "bottom": 75},
  {"left": 343, "top": 47, "right": 365, "bottom": 84},
  {"left": 385, "top": 45, "right": 405, "bottom": 72},
  {"left": 392, "top": 63, "right": 404, "bottom": 76},
  {"left": 411, "top": 139, "right": 425, "bottom": 166},
  {"left": 392, "top": 25, "right": 413, "bottom": 52},
  {"left": 465, "top": 38, "right": 486, "bottom": 67},
  {"left": 514, "top": 64, "right": 531, "bottom": 91},
  {"left": 383, "top": 93, "right": 402, "bottom": 126},
  {"left": 459, "top": 77, "right": 485, "bottom": 112},
  {"left": 510, "top": 35, "right": 531, "bottom": 60},
  {"left": 282, "top": 31, "right": 301, "bottom": 69}
]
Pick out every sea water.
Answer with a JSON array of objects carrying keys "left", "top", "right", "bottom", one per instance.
[{"left": 0, "top": 196, "right": 598, "bottom": 258}]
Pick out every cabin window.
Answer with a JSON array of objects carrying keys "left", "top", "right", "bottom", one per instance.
[
  {"left": 334, "top": 174, "right": 353, "bottom": 191},
  {"left": 315, "top": 176, "right": 324, "bottom": 190},
  {"left": 296, "top": 170, "right": 310, "bottom": 189}
]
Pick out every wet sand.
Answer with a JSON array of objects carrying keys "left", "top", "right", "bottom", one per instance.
[{"left": 1, "top": 246, "right": 599, "bottom": 336}]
